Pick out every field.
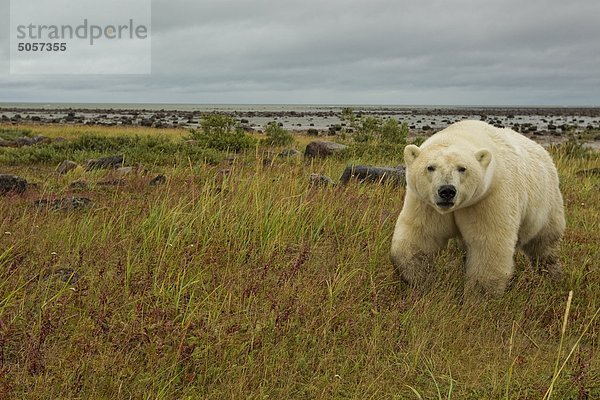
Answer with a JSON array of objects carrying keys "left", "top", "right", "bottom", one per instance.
[{"left": 0, "top": 124, "right": 598, "bottom": 399}]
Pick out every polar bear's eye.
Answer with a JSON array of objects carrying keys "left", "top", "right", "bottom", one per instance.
[
  {"left": 427, "top": 165, "right": 436, "bottom": 172},
  {"left": 458, "top": 166, "right": 466, "bottom": 173}
]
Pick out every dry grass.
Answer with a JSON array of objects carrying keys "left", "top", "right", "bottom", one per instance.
[{"left": 0, "top": 124, "right": 598, "bottom": 399}]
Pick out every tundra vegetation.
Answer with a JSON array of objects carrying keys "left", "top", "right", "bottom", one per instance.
[{"left": 0, "top": 116, "right": 598, "bottom": 399}]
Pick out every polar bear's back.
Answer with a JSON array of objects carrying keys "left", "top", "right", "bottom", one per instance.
[{"left": 429, "top": 120, "right": 552, "bottom": 168}]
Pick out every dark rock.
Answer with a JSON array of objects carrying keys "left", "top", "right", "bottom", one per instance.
[
  {"left": 278, "top": 148, "right": 302, "bottom": 158},
  {"left": 44, "top": 268, "right": 80, "bottom": 284},
  {"left": 34, "top": 197, "right": 92, "bottom": 211},
  {"left": 216, "top": 169, "right": 231, "bottom": 178},
  {"left": 97, "top": 179, "right": 125, "bottom": 186},
  {"left": 0, "top": 175, "right": 27, "bottom": 195},
  {"left": 0, "top": 139, "right": 17, "bottom": 147},
  {"left": 56, "top": 160, "right": 78, "bottom": 175},
  {"left": 309, "top": 173, "right": 335, "bottom": 187},
  {"left": 576, "top": 167, "right": 600, "bottom": 177},
  {"left": 340, "top": 165, "right": 406, "bottom": 186},
  {"left": 304, "top": 140, "right": 347, "bottom": 158},
  {"left": 69, "top": 180, "right": 89, "bottom": 190},
  {"left": 307, "top": 128, "right": 319, "bottom": 136},
  {"left": 149, "top": 174, "right": 167, "bottom": 186},
  {"left": 85, "top": 155, "right": 124, "bottom": 170},
  {"left": 114, "top": 166, "right": 134, "bottom": 178},
  {"left": 0, "top": 135, "right": 49, "bottom": 148}
]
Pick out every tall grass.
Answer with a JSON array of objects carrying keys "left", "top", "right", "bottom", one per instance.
[{"left": 0, "top": 124, "right": 598, "bottom": 398}]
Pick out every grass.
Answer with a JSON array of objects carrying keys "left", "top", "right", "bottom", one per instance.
[{"left": 0, "top": 124, "right": 598, "bottom": 399}]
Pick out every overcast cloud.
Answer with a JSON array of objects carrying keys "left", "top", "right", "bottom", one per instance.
[{"left": 1, "top": 0, "right": 599, "bottom": 105}]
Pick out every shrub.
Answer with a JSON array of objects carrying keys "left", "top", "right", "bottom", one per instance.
[
  {"left": 341, "top": 107, "right": 357, "bottom": 129},
  {"left": 263, "top": 122, "right": 294, "bottom": 146},
  {"left": 200, "top": 113, "right": 238, "bottom": 137},
  {"left": 190, "top": 113, "right": 257, "bottom": 152},
  {"left": 353, "top": 116, "right": 380, "bottom": 142},
  {"left": 0, "top": 134, "right": 221, "bottom": 165},
  {"left": 381, "top": 119, "right": 408, "bottom": 145},
  {"left": 346, "top": 142, "right": 406, "bottom": 163}
]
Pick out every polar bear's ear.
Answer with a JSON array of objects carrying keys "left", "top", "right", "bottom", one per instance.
[
  {"left": 475, "top": 149, "right": 492, "bottom": 168},
  {"left": 404, "top": 144, "right": 421, "bottom": 166}
]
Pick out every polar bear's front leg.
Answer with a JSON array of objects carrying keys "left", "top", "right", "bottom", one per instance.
[
  {"left": 457, "top": 203, "right": 519, "bottom": 296},
  {"left": 463, "top": 238, "right": 516, "bottom": 296},
  {"left": 390, "top": 191, "right": 458, "bottom": 287}
]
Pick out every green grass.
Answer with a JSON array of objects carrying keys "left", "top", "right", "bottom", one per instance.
[
  {"left": 0, "top": 127, "right": 33, "bottom": 140},
  {"left": 0, "top": 124, "right": 598, "bottom": 399}
]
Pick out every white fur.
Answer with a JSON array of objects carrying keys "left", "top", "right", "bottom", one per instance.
[{"left": 391, "top": 120, "right": 565, "bottom": 295}]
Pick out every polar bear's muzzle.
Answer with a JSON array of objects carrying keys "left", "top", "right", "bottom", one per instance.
[{"left": 435, "top": 184, "right": 457, "bottom": 210}]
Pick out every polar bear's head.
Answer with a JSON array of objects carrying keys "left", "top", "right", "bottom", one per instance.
[{"left": 403, "top": 143, "right": 494, "bottom": 214}]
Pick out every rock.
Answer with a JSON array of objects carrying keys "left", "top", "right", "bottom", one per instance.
[
  {"left": 149, "top": 174, "right": 167, "bottom": 186},
  {"left": 97, "top": 179, "right": 125, "bottom": 186},
  {"left": 14, "top": 135, "right": 49, "bottom": 147},
  {"left": 0, "top": 175, "right": 27, "bottom": 195},
  {"left": 216, "top": 169, "right": 231, "bottom": 178},
  {"left": 278, "top": 148, "right": 302, "bottom": 158},
  {"left": 56, "top": 160, "right": 78, "bottom": 175},
  {"left": 309, "top": 173, "right": 335, "bottom": 187},
  {"left": 84, "top": 155, "right": 124, "bottom": 170},
  {"left": 582, "top": 143, "right": 600, "bottom": 151},
  {"left": 43, "top": 268, "right": 80, "bottom": 284},
  {"left": 339, "top": 165, "right": 406, "bottom": 186},
  {"left": 214, "top": 169, "right": 232, "bottom": 184},
  {"left": 576, "top": 167, "right": 600, "bottom": 177},
  {"left": 115, "top": 166, "right": 134, "bottom": 179},
  {"left": 307, "top": 128, "right": 319, "bottom": 136},
  {"left": 304, "top": 140, "right": 347, "bottom": 158},
  {"left": 34, "top": 197, "right": 92, "bottom": 211},
  {"left": 0, "top": 139, "right": 17, "bottom": 147},
  {"left": 69, "top": 180, "right": 89, "bottom": 190}
]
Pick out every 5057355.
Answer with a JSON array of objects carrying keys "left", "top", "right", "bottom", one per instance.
[{"left": 17, "top": 42, "right": 67, "bottom": 52}]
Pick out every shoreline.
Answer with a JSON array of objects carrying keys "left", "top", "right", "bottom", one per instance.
[{"left": 1, "top": 106, "right": 600, "bottom": 150}]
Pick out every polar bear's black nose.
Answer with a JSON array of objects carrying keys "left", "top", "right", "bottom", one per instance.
[{"left": 438, "top": 185, "right": 456, "bottom": 200}]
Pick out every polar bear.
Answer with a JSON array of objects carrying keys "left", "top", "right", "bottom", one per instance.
[{"left": 390, "top": 120, "right": 565, "bottom": 295}]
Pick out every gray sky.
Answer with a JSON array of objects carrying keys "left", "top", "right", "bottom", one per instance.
[{"left": 1, "top": 0, "right": 599, "bottom": 105}]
